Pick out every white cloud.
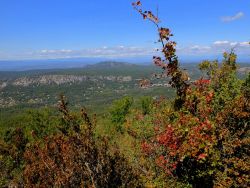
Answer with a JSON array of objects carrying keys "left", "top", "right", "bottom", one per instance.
[
  {"left": 213, "top": 41, "right": 250, "bottom": 48},
  {"left": 178, "top": 41, "right": 250, "bottom": 57},
  {"left": 221, "top": 12, "right": 244, "bottom": 22},
  {"left": 0, "top": 42, "right": 249, "bottom": 61},
  {"left": 230, "top": 42, "right": 238, "bottom": 46},
  {"left": 41, "top": 49, "right": 72, "bottom": 54},
  {"left": 213, "top": 41, "right": 230, "bottom": 45},
  {"left": 190, "top": 45, "right": 211, "bottom": 50},
  {"left": 239, "top": 42, "right": 250, "bottom": 47},
  {"left": 34, "top": 46, "right": 156, "bottom": 59}
]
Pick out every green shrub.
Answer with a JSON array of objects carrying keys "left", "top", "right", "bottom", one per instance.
[
  {"left": 110, "top": 96, "right": 133, "bottom": 131},
  {"left": 140, "top": 96, "right": 153, "bottom": 115}
]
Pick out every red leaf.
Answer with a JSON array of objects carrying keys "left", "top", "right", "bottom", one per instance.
[
  {"left": 198, "top": 153, "right": 207, "bottom": 160},
  {"left": 136, "top": 1, "right": 142, "bottom": 6}
]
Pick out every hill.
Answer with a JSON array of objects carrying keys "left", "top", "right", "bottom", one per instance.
[{"left": 0, "top": 62, "right": 175, "bottom": 115}]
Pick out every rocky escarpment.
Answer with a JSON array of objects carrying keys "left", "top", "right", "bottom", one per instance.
[
  {"left": 0, "top": 74, "right": 133, "bottom": 107},
  {"left": 0, "top": 82, "right": 7, "bottom": 90},
  {"left": 5, "top": 75, "right": 133, "bottom": 87},
  {"left": 238, "top": 67, "right": 250, "bottom": 74}
]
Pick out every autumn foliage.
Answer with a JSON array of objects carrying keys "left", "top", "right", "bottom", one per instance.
[
  {"left": 23, "top": 97, "right": 142, "bottom": 187},
  {"left": 133, "top": 1, "right": 249, "bottom": 187},
  {"left": 0, "top": 1, "right": 249, "bottom": 188}
]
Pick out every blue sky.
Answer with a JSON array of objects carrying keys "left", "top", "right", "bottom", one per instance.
[{"left": 0, "top": 0, "right": 249, "bottom": 61}]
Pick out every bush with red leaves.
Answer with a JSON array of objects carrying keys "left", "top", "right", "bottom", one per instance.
[{"left": 133, "top": 1, "right": 250, "bottom": 187}]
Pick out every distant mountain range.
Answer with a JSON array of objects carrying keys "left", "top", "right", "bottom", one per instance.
[
  {"left": 0, "top": 57, "right": 249, "bottom": 71},
  {"left": 0, "top": 58, "right": 104, "bottom": 71},
  {"left": 0, "top": 57, "right": 152, "bottom": 71}
]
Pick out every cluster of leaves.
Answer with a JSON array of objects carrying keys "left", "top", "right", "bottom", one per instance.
[
  {"left": 133, "top": 1, "right": 190, "bottom": 110},
  {"left": 133, "top": 1, "right": 250, "bottom": 187}
]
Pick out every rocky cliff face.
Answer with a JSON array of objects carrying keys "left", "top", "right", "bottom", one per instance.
[
  {"left": 0, "top": 74, "right": 135, "bottom": 108},
  {"left": 0, "top": 82, "right": 7, "bottom": 90},
  {"left": 238, "top": 67, "right": 250, "bottom": 74},
  {"left": 12, "top": 75, "right": 89, "bottom": 86},
  {"left": 2, "top": 74, "right": 133, "bottom": 87}
]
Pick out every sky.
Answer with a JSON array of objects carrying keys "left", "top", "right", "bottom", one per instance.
[{"left": 0, "top": 0, "right": 250, "bottom": 62}]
